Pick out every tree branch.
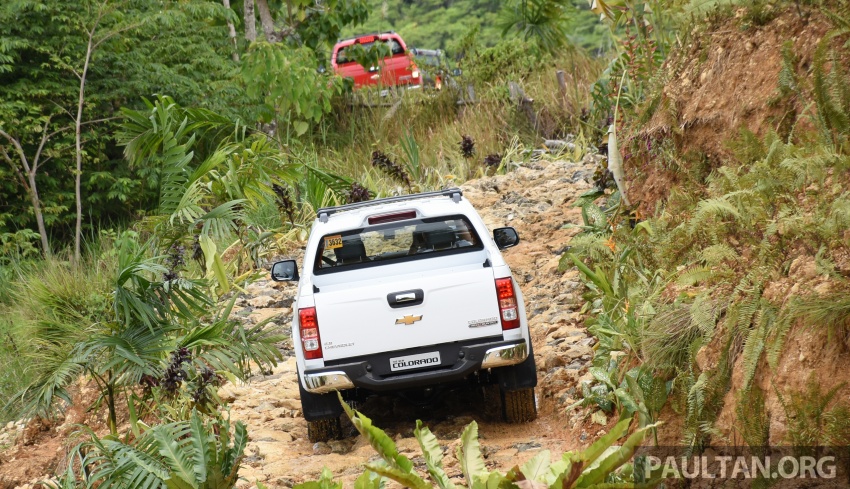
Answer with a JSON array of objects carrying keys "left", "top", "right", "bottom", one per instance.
[
  {"left": 0, "top": 128, "right": 32, "bottom": 175},
  {"left": 0, "top": 146, "right": 30, "bottom": 192},
  {"left": 32, "top": 115, "right": 54, "bottom": 175},
  {"left": 92, "top": 21, "right": 144, "bottom": 51},
  {"left": 38, "top": 137, "right": 97, "bottom": 169}
]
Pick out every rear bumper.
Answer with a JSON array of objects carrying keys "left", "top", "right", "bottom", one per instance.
[{"left": 302, "top": 339, "right": 528, "bottom": 394}]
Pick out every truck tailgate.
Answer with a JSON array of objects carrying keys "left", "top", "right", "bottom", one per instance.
[{"left": 313, "top": 266, "right": 501, "bottom": 361}]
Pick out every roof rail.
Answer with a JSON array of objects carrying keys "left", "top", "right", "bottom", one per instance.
[
  {"left": 316, "top": 188, "right": 462, "bottom": 223},
  {"left": 336, "top": 31, "right": 397, "bottom": 43}
]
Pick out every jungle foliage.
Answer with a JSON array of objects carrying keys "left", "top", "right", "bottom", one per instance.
[
  {"left": 291, "top": 396, "right": 665, "bottom": 489},
  {"left": 565, "top": 0, "right": 850, "bottom": 453}
]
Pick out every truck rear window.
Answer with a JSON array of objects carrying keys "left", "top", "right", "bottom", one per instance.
[
  {"left": 314, "top": 215, "right": 482, "bottom": 273},
  {"left": 336, "top": 38, "right": 405, "bottom": 65}
]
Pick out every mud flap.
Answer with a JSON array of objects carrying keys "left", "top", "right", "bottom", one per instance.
[
  {"left": 297, "top": 371, "right": 345, "bottom": 421},
  {"left": 494, "top": 342, "right": 538, "bottom": 392}
]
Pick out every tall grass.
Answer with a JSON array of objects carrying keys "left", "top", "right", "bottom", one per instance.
[
  {"left": 0, "top": 235, "right": 128, "bottom": 423},
  {"left": 310, "top": 48, "right": 601, "bottom": 195}
]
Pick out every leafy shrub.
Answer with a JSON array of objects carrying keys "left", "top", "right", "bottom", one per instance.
[
  {"left": 461, "top": 37, "right": 547, "bottom": 86},
  {"left": 9, "top": 234, "right": 284, "bottom": 433},
  {"left": 293, "top": 395, "right": 665, "bottom": 489},
  {"left": 47, "top": 410, "right": 247, "bottom": 488}
]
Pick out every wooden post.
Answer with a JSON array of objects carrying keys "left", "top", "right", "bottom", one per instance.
[
  {"left": 556, "top": 70, "right": 567, "bottom": 105},
  {"left": 508, "top": 81, "right": 538, "bottom": 131}
]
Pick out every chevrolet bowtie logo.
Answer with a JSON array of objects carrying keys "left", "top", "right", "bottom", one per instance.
[{"left": 395, "top": 315, "right": 423, "bottom": 325}]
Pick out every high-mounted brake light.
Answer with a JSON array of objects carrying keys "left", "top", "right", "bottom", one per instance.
[
  {"left": 495, "top": 278, "right": 520, "bottom": 330},
  {"left": 368, "top": 210, "right": 417, "bottom": 225},
  {"left": 358, "top": 35, "right": 377, "bottom": 43},
  {"left": 299, "top": 307, "right": 323, "bottom": 359}
]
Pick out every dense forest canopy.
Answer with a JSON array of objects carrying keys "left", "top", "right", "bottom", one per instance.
[{"left": 340, "top": 0, "right": 610, "bottom": 54}]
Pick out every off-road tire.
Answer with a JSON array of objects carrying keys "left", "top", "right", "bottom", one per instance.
[
  {"left": 502, "top": 387, "right": 537, "bottom": 423},
  {"left": 307, "top": 417, "right": 343, "bottom": 443}
]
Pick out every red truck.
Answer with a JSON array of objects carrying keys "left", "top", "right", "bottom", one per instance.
[{"left": 331, "top": 32, "right": 421, "bottom": 90}]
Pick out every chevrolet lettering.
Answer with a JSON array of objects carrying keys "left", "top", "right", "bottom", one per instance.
[{"left": 270, "top": 188, "right": 537, "bottom": 442}]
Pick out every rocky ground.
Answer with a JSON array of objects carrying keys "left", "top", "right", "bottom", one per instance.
[{"left": 220, "top": 154, "right": 605, "bottom": 488}]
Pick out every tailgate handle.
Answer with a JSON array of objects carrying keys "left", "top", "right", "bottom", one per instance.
[{"left": 387, "top": 289, "right": 424, "bottom": 308}]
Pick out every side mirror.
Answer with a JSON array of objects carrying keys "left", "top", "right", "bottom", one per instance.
[
  {"left": 271, "top": 260, "right": 299, "bottom": 282},
  {"left": 451, "top": 68, "right": 462, "bottom": 77},
  {"left": 493, "top": 227, "right": 520, "bottom": 250}
]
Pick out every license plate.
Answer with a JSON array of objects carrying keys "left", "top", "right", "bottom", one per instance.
[{"left": 390, "top": 351, "right": 441, "bottom": 372}]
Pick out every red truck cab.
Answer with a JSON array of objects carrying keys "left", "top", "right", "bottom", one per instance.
[{"left": 332, "top": 32, "right": 421, "bottom": 90}]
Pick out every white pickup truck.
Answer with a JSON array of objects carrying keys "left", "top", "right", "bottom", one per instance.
[{"left": 271, "top": 188, "right": 537, "bottom": 441}]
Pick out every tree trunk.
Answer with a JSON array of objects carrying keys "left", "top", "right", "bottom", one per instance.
[
  {"left": 244, "top": 0, "right": 256, "bottom": 42},
  {"left": 222, "top": 0, "right": 240, "bottom": 61},
  {"left": 27, "top": 171, "right": 51, "bottom": 256},
  {"left": 0, "top": 129, "right": 51, "bottom": 256},
  {"left": 255, "top": 0, "right": 277, "bottom": 42},
  {"left": 74, "top": 34, "right": 94, "bottom": 264}
]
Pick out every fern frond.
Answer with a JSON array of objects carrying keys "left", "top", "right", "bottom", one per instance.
[
  {"left": 676, "top": 266, "right": 716, "bottom": 287},
  {"left": 688, "top": 197, "right": 741, "bottom": 237},
  {"left": 766, "top": 305, "right": 794, "bottom": 369},
  {"left": 690, "top": 293, "right": 720, "bottom": 342},
  {"left": 740, "top": 304, "right": 774, "bottom": 391}
]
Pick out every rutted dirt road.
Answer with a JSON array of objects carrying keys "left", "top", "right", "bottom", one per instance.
[{"left": 223, "top": 155, "right": 602, "bottom": 488}]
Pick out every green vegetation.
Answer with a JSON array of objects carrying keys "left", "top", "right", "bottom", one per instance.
[
  {"left": 47, "top": 411, "right": 248, "bottom": 488},
  {"left": 293, "top": 395, "right": 664, "bottom": 489},
  {"left": 564, "top": 0, "right": 850, "bottom": 453},
  {"left": 340, "top": 0, "right": 609, "bottom": 54}
]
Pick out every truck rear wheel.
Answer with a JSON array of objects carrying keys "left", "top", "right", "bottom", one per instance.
[
  {"left": 307, "top": 417, "right": 343, "bottom": 443},
  {"left": 502, "top": 387, "right": 537, "bottom": 423}
]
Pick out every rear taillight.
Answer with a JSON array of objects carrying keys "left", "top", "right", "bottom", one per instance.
[
  {"left": 495, "top": 277, "right": 520, "bottom": 330},
  {"left": 299, "top": 307, "right": 323, "bottom": 359}
]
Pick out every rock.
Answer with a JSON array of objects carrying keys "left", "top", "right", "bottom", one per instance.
[
  {"left": 329, "top": 439, "right": 355, "bottom": 454},
  {"left": 247, "top": 295, "right": 276, "bottom": 308},
  {"left": 565, "top": 360, "right": 584, "bottom": 370},
  {"left": 567, "top": 343, "right": 594, "bottom": 359},
  {"left": 249, "top": 308, "right": 285, "bottom": 324},
  {"left": 218, "top": 383, "right": 245, "bottom": 403},
  {"left": 514, "top": 441, "right": 542, "bottom": 452},
  {"left": 544, "top": 140, "right": 576, "bottom": 151},
  {"left": 6, "top": 421, "right": 14, "bottom": 430},
  {"left": 254, "top": 401, "right": 276, "bottom": 413},
  {"left": 788, "top": 255, "right": 817, "bottom": 281},
  {"left": 543, "top": 353, "right": 567, "bottom": 372},
  {"left": 591, "top": 411, "right": 607, "bottom": 426},
  {"left": 313, "top": 442, "right": 332, "bottom": 455}
]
